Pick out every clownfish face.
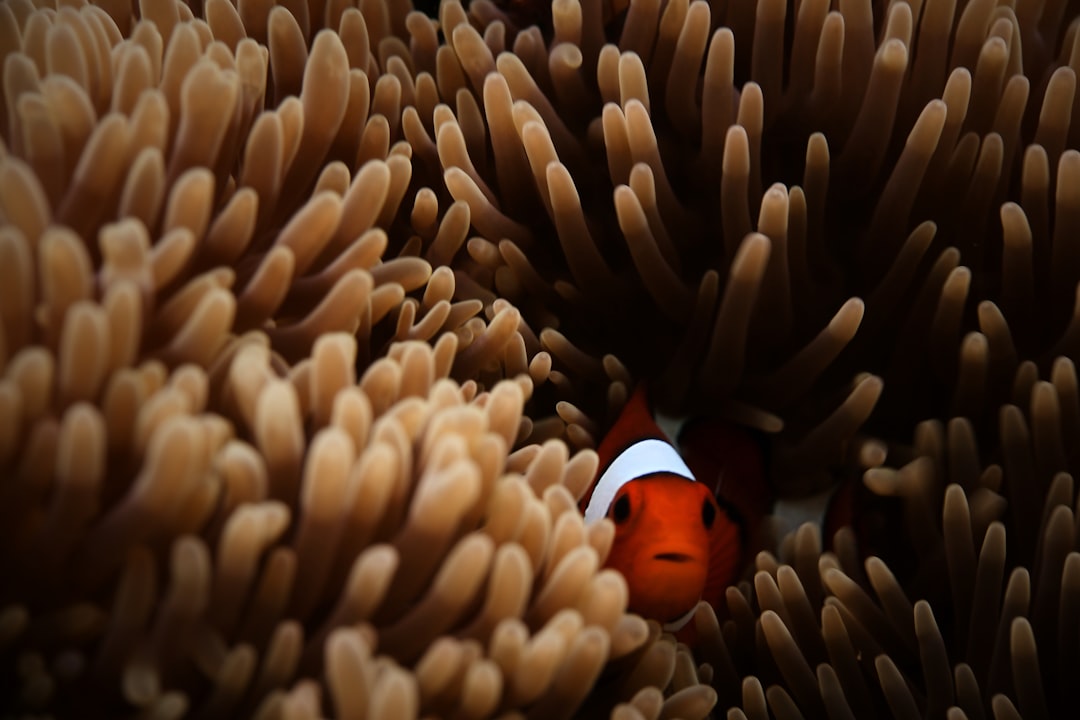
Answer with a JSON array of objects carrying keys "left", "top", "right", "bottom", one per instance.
[{"left": 603, "top": 474, "right": 722, "bottom": 625}]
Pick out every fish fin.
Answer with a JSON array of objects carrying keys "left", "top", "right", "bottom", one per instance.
[{"left": 583, "top": 382, "right": 672, "bottom": 513}]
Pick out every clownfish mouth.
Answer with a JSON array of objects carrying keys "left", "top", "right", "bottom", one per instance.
[{"left": 653, "top": 552, "right": 694, "bottom": 562}]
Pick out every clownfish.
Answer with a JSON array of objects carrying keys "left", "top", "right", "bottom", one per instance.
[{"left": 580, "top": 384, "right": 769, "bottom": 633}]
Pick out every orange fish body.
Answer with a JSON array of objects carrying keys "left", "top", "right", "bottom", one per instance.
[
  {"left": 581, "top": 384, "right": 753, "bottom": 633},
  {"left": 678, "top": 411, "right": 772, "bottom": 574}
]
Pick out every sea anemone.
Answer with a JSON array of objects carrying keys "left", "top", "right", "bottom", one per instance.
[{"left": 1, "top": 0, "right": 1078, "bottom": 718}]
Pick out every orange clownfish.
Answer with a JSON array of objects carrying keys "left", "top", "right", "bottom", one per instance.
[{"left": 581, "top": 384, "right": 761, "bottom": 633}]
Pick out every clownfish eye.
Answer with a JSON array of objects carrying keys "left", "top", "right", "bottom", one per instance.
[
  {"left": 702, "top": 498, "right": 716, "bottom": 529},
  {"left": 612, "top": 494, "right": 631, "bottom": 524}
]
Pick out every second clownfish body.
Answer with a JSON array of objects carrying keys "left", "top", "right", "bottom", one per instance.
[{"left": 580, "top": 384, "right": 768, "bottom": 632}]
